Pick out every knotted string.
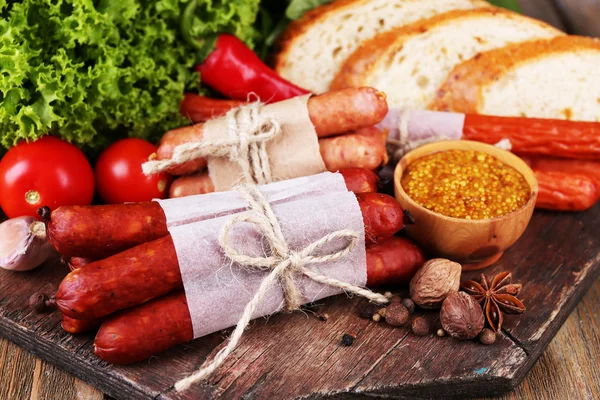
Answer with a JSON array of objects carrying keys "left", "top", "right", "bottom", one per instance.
[
  {"left": 146, "top": 101, "right": 388, "bottom": 391},
  {"left": 174, "top": 184, "right": 389, "bottom": 392},
  {"left": 142, "top": 102, "right": 281, "bottom": 186}
]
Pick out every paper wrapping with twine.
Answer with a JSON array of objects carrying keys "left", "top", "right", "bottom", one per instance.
[
  {"left": 156, "top": 172, "right": 367, "bottom": 339},
  {"left": 378, "top": 108, "right": 513, "bottom": 161},
  {"left": 204, "top": 94, "right": 326, "bottom": 191},
  {"left": 147, "top": 98, "right": 388, "bottom": 391},
  {"left": 377, "top": 108, "right": 465, "bottom": 162}
]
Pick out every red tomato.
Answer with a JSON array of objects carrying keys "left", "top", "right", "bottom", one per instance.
[
  {"left": 0, "top": 136, "right": 95, "bottom": 218},
  {"left": 95, "top": 138, "right": 172, "bottom": 204}
]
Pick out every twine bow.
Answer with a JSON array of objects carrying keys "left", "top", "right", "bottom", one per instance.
[
  {"left": 142, "top": 102, "right": 281, "bottom": 186},
  {"left": 174, "top": 183, "right": 389, "bottom": 392}
]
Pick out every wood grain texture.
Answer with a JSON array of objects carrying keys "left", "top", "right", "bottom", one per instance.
[
  {"left": 2, "top": 2, "right": 600, "bottom": 399},
  {"left": 1, "top": 201, "right": 600, "bottom": 399},
  {"left": 2, "top": 280, "right": 598, "bottom": 400}
]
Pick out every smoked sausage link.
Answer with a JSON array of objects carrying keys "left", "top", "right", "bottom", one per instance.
[
  {"left": 366, "top": 237, "right": 425, "bottom": 286},
  {"left": 338, "top": 168, "right": 379, "bottom": 194},
  {"left": 48, "top": 183, "right": 399, "bottom": 259},
  {"left": 47, "top": 203, "right": 169, "bottom": 259},
  {"left": 156, "top": 87, "right": 388, "bottom": 175},
  {"left": 170, "top": 167, "right": 379, "bottom": 199},
  {"left": 533, "top": 170, "right": 598, "bottom": 211},
  {"left": 94, "top": 292, "right": 192, "bottom": 365},
  {"left": 55, "top": 194, "right": 404, "bottom": 320},
  {"left": 55, "top": 236, "right": 182, "bottom": 320},
  {"left": 94, "top": 235, "right": 424, "bottom": 365},
  {"left": 357, "top": 193, "right": 404, "bottom": 243}
]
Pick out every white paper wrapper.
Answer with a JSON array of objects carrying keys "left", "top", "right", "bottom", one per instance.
[
  {"left": 158, "top": 172, "right": 366, "bottom": 339},
  {"left": 156, "top": 173, "right": 347, "bottom": 228},
  {"left": 378, "top": 109, "right": 465, "bottom": 160}
]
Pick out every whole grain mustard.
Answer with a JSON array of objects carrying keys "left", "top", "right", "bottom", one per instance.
[{"left": 401, "top": 150, "right": 530, "bottom": 219}]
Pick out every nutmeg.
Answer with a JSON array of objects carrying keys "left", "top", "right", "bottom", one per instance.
[
  {"left": 440, "top": 292, "right": 484, "bottom": 340},
  {"left": 409, "top": 258, "right": 461, "bottom": 309}
]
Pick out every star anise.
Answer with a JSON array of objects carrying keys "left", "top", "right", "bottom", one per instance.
[{"left": 461, "top": 271, "right": 525, "bottom": 332}]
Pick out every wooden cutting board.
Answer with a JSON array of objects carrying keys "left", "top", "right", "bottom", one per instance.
[{"left": 1, "top": 204, "right": 599, "bottom": 400}]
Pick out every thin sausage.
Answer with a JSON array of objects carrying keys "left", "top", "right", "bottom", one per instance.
[
  {"left": 180, "top": 94, "right": 245, "bottom": 123},
  {"left": 47, "top": 174, "right": 392, "bottom": 258},
  {"left": 170, "top": 167, "right": 379, "bottom": 199},
  {"left": 533, "top": 170, "right": 598, "bottom": 211},
  {"left": 357, "top": 193, "right": 404, "bottom": 243},
  {"left": 169, "top": 172, "right": 215, "bottom": 198},
  {"left": 319, "top": 129, "right": 389, "bottom": 172},
  {"left": 463, "top": 114, "right": 600, "bottom": 160},
  {"left": 166, "top": 128, "right": 389, "bottom": 194},
  {"left": 45, "top": 203, "right": 169, "bottom": 258},
  {"left": 365, "top": 236, "right": 425, "bottom": 286},
  {"left": 521, "top": 156, "right": 600, "bottom": 188},
  {"left": 93, "top": 236, "right": 424, "bottom": 364},
  {"left": 54, "top": 194, "right": 404, "bottom": 320},
  {"left": 156, "top": 87, "right": 388, "bottom": 175}
]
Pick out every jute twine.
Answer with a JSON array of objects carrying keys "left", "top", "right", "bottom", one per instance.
[
  {"left": 142, "top": 102, "right": 281, "bottom": 186},
  {"left": 163, "top": 103, "right": 388, "bottom": 392}
]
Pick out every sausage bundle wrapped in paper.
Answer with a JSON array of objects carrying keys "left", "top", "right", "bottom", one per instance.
[{"left": 93, "top": 172, "right": 398, "bottom": 392}]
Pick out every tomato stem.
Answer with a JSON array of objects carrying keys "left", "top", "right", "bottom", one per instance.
[{"left": 25, "top": 190, "right": 40, "bottom": 205}]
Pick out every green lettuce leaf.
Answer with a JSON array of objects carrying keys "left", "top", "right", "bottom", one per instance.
[
  {"left": 488, "top": 0, "right": 522, "bottom": 12},
  {"left": 285, "top": 0, "right": 332, "bottom": 20},
  {"left": 0, "top": 0, "right": 260, "bottom": 151}
]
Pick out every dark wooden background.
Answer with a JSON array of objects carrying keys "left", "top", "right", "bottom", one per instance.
[{"left": 2, "top": 1, "right": 600, "bottom": 399}]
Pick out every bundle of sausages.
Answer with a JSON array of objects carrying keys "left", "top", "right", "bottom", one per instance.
[
  {"left": 180, "top": 94, "right": 600, "bottom": 211},
  {"left": 44, "top": 169, "right": 425, "bottom": 365},
  {"left": 159, "top": 87, "right": 390, "bottom": 197}
]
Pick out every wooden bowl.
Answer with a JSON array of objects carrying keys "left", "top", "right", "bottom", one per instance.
[{"left": 394, "top": 140, "right": 538, "bottom": 270}]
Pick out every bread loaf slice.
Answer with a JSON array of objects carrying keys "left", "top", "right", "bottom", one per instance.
[
  {"left": 331, "top": 8, "right": 562, "bottom": 109},
  {"left": 431, "top": 36, "right": 600, "bottom": 121},
  {"left": 274, "top": 0, "right": 489, "bottom": 93}
]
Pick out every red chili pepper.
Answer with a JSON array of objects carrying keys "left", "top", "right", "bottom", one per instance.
[{"left": 196, "top": 34, "right": 310, "bottom": 102}]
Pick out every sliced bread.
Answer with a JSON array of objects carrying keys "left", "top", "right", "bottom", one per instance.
[
  {"left": 431, "top": 36, "right": 600, "bottom": 121},
  {"left": 274, "top": 0, "right": 489, "bottom": 93},
  {"left": 331, "top": 8, "right": 563, "bottom": 109}
]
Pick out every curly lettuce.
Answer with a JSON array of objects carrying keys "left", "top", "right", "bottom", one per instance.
[{"left": 0, "top": 0, "right": 260, "bottom": 150}]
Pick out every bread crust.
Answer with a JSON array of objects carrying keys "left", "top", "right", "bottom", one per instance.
[
  {"left": 274, "top": 0, "right": 370, "bottom": 73},
  {"left": 274, "top": 0, "right": 489, "bottom": 83},
  {"left": 430, "top": 35, "right": 600, "bottom": 113},
  {"left": 330, "top": 7, "right": 562, "bottom": 90}
]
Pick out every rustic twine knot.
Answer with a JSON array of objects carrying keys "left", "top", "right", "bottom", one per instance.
[
  {"left": 174, "top": 184, "right": 389, "bottom": 392},
  {"left": 142, "top": 102, "right": 281, "bottom": 186}
]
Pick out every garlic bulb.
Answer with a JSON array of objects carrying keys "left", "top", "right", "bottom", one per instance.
[{"left": 0, "top": 216, "right": 56, "bottom": 271}]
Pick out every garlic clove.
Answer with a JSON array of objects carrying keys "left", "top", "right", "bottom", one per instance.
[{"left": 0, "top": 217, "right": 56, "bottom": 271}]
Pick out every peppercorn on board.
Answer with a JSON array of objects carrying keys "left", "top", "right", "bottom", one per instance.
[{"left": 0, "top": 201, "right": 599, "bottom": 400}]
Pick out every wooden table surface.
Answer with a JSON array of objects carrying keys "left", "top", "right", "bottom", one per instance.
[{"left": 2, "top": 1, "right": 600, "bottom": 399}]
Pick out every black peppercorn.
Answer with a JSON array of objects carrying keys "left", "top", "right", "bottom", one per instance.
[{"left": 341, "top": 333, "right": 356, "bottom": 346}]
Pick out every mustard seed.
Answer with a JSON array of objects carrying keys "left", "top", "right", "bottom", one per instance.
[{"left": 401, "top": 150, "right": 530, "bottom": 219}]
